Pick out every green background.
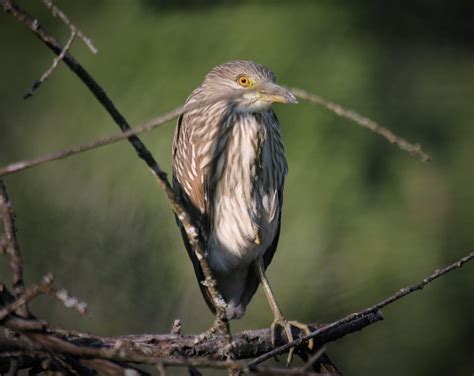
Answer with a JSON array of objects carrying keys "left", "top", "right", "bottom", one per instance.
[{"left": 1, "top": 1, "right": 473, "bottom": 374}]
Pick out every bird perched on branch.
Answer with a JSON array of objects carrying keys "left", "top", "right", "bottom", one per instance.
[{"left": 173, "top": 60, "right": 312, "bottom": 358}]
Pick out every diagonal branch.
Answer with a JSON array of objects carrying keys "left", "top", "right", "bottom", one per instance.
[
  {"left": 248, "top": 251, "right": 474, "bottom": 366},
  {"left": 24, "top": 29, "right": 76, "bottom": 99},
  {"left": 0, "top": 105, "right": 185, "bottom": 177},
  {"left": 41, "top": 0, "right": 97, "bottom": 54},
  {"left": 0, "top": 274, "right": 53, "bottom": 321},
  {"left": 0, "top": 179, "right": 28, "bottom": 318},
  {"left": 0, "top": 0, "right": 230, "bottom": 336},
  {"left": 290, "top": 87, "right": 431, "bottom": 162}
]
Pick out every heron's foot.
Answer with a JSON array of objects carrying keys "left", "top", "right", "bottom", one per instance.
[
  {"left": 192, "top": 320, "right": 219, "bottom": 345},
  {"left": 271, "top": 318, "right": 314, "bottom": 366},
  {"left": 201, "top": 319, "right": 221, "bottom": 339}
]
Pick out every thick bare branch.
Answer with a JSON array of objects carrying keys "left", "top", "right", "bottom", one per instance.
[
  {"left": 0, "top": 312, "right": 377, "bottom": 375},
  {"left": 1, "top": 248, "right": 472, "bottom": 373}
]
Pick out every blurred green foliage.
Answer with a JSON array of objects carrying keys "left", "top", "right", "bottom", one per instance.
[{"left": 0, "top": 1, "right": 473, "bottom": 375}]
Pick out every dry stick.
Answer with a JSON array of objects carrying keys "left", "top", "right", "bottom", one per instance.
[
  {"left": 248, "top": 252, "right": 474, "bottom": 366},
  {"left": 0, "top": 274, "right": 53, "bottom": 321},
  {"left": 0, "top": 91, "right": 239, "bottom": 177},
  {"left": 52, "top": 287, "right": 88, "bottom": 314},
  {"left": 0, "top": 106, "right": 184, "bottom": 177},
  {"left": 1, "top": 81, "right": 247, "bottom": 177},
  {"left": 0, "top": 180, "right": 28, "bottom": 318},
  {"left": 290, "top": 87, "right": 431, "bottom": 162},
  {"left": 24, "top": 29, "right": 76, "bottom": 99},
  {"left": 25, "top": 0, "right": 98, "bottom": 98},
  {"left": 0, "top": 0, "right": 230, "bottom": 338},
  {"left": 42, "top": 0, "right": 97, "bottom": 54},
  {"left": 0, "top": 276, "right": 87, "bottom": 321}
]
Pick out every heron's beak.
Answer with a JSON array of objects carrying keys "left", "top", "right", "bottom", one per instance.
[{"left": 256, "top": 82, "right": 298, "bottom": 104}]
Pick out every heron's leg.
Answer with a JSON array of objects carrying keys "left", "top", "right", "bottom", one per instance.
[{"left": 254, "top": 257, "right": 314, "bottom": 365}]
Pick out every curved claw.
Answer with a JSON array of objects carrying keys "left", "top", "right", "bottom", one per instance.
[
  {"left": 288, "top": 320, "right": 314, "bottom": 350},
  {"left": 271, "top": 318, "right": 313, "bottom": 366}
]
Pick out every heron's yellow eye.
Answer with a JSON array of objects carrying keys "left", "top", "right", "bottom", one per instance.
[{"left": 237, "top": 75, "right": 251, "bottom": 87}]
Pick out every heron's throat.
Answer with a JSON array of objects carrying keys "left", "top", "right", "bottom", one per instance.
[{"left": 235, "top": 98, "right": 273, "bottom": 113}]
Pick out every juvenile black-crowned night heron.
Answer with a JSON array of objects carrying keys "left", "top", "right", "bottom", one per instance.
[{"left": 173, "top": 60, "right": 312, "bottom": 357}]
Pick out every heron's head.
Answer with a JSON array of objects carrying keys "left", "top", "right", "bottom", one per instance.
[{"left": 201, "top": 60, "right": 297, "bottom": 112}]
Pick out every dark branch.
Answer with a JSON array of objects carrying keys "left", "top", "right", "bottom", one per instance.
[{"left": 0, "top": 0, "right": 230, "bottom": 334}]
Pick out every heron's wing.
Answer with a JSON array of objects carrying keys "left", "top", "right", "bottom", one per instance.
[
  {"left": 172, "top": 114, "right": 207, "bottom": 214},
  {"left": 172, "top": 114, "right": 215, "bottom": 313},
  {"left": 239, "top": 187, "right": 284, "bottom": 309},
  {"left": 174, "top": 206, "right": 216, "bottom": 314}
]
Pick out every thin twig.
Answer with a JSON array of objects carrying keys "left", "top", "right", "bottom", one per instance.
[
  {"left": 0, "top": 274, "right": 53, "bottom": 321},
  {"left": 0, "top": 90, "right": 238, "bottom": 177},
  {"left": 0, "top": 105, "right": 184, "bottom": 177},
  {"left": 0, "top": 179, "right": 28, "bottom": 318},
  {"left": 289, "top": 87, "right": 431, "bottom": 162},
  {"left": 24, "top": 30, "right": 76, "bottom": 99},
  {"left": 25, "top": 0, "right": 98, "bottom": 99},
  {"left": 0, "top": 0, "right": 230, "bottom": 338},
  {"left": 300, "top": 347, "right": 326, "bottom": 372},
  {"left": 42, "top": 0, "right": 97, "bottom": 54},
  {"left": 248, "top": 252, "right": 474, "bottom": 366},
  {"left": 51, "top": 287, "right": 88, "bottom": 315},
  {"left": 0, "top": 274, "right": 87, "bottom": 320}
]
